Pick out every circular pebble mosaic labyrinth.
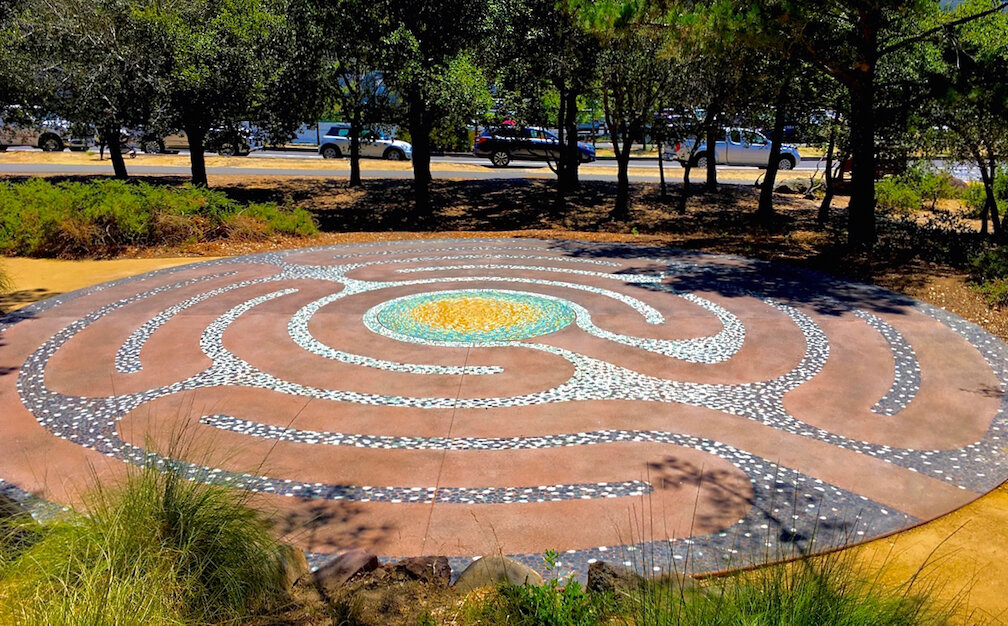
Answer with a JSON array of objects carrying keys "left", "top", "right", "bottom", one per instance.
[{"left": 1, "top": 238, "right": 1007, "bottom": 579}]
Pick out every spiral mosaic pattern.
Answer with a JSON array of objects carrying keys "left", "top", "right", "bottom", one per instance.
[{"left": 1, "top": 238, "right": 1006, "bottom": 581}]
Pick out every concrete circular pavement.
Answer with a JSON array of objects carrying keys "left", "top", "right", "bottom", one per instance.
[{"left": 1, "top": 238, "right": 1006, "bottom": 580}]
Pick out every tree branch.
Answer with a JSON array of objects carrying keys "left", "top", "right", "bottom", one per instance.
[{"left": 880, "top": 1, "right": 1008, "bottom": 57}]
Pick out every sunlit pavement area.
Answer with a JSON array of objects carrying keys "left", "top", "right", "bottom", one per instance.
[{"left": 1, "top": 239, "right": 1006, "bottom": 619}]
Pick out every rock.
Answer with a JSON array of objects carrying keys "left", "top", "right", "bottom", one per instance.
[
  {"left": 452, "top": 554, "right": 543, "bottom": 593},
  {"left": 312, "top": 549, "right": 380, "bottom": 592},
  {"left": 587, "top": 560, "right": 697, "bottom": 596},
  {"left": 587, "top": 560, "right": 644, "bottom": 595},
  {"left": 278, "top": 543, "right": 310, "bottom": 589},
  {"left": 381, "top": 556, "right": 451, "bottom": 586},
  {"left": 773, "top": 180, "right": 806, "bottom": 194}
]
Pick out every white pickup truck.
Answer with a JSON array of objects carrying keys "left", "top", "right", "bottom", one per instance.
[{"left": 662, "top": 127, "right": 801, "bottom": 170}]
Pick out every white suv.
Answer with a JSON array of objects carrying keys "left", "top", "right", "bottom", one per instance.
[{"left": 318, "top": 124, "right": 411, "bottom": 160}]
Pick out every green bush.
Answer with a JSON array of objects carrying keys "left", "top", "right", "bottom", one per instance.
[
  {"left": 876, "top": 165, "right": 967, "bottom": 215},
  {"left": 0, "top": 462, "right": 289, "bottom": 625},
  {"left": 0, "top": 178, "right": 317, "bottom": 258},
  {"left": 462, "top": 579, "right": 616, "bottom": 626},
  {"left": 875, "top": 178, "right": 922, "bottom": 213},
  {"left": 969, "top": 246, "right": 1008, "bottom": 283}
]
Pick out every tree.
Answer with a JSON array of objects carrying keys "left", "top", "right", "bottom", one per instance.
[
  {"left": 595, "top": 28, "right": 671, "bottom": 219},
  {"left": 8, "top": 0, "right": 161, "bottom": 179},
  {"left": 316, "top": 0, "right": 397, "bottom": 187},
  {"left": 920, "top": 0, "right": 1008, "bottom": 238},
  {"left": 489, "top": 0, "right": 599, "bottom": 207},
  {"left": 137, "top": 0, "right": 305, "bottom": 186},
  {"left": 765, "top": 0, "right": 1007, "bottom": 246},
  {"left": 381, "top": 0, "right": 488, "bottom": 217}
]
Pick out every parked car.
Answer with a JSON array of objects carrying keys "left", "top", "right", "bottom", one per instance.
[
  {"left": 662, "top": 127, "right": 801, "bottom": 170},
  {"left": 318, "top": 125, "right": 412, "bottom": 160},
  {"left": 0, "top": 108, "right": 94, "bottom": 152},
  {"left": 473, "top": 127, "right": 597, "bottom": 167},
  {"left": 140, "top": 126, "right": 260, "bottom": 156}
]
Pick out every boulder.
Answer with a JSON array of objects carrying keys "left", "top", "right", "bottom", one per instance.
[
  {"left": 313, "top": 549, "right": 380, "bottom": 592},
  {"left": 379, "top": 556, "right": 451, "bottom": 584},
  {"left": 586, "top": 560, "right": 644, "bottom": 595},
  {"left": 452, "top": 554, "right": 543, "bottom": 593},
  {"left": 587, "top": 560, "right": 697, "bottom": 596}
]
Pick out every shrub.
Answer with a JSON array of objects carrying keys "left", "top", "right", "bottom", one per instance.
[
  {"left": 461, "top": 579, "right": 616, "bottom": 626},
  {"left": 0, "top": 462, "right": 289, "bottom": 625},
  {"left": 876, "top": 165, "right": 968, "bottom": 215},
  {"left": 969, "top": 246, "right": 1008, "bottom": 283},
  {"left": 977, "top": 278, "right": 1008, "bottom": 307},
  {"left": 0, "top": 178, "right": 317, "bottom": 258},
  {"left": 875, "top": 178, "right": 922, "bottom": 214}
]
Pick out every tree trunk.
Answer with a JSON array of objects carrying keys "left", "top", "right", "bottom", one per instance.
[
  {"left": 563, "top": 90, "right": 580, "bottom": 189},
  {"left": 658, "top": 141, "right": 667, "bottom": 200},
  {"left": 408, "top": 95, "right": 433, "bottom": 217},
  {"left": 613, "top": 129, "right": 633, "bottom": 220},
  {"left": 704, "top": 101, "right": 721, "bottom": 193},
  {"left": 817, "top": 125, "right": 838, "bottom": 228},
  {"left": 847, "top": 77, "right": 877, "bottom": 247},
  {"left": 678, "top": 161, "right": 692, "bottom": 214},
  {"left": 102, "top": 126, "right": 128, "bottom": 180},
  {"left": 976, "top": 155, "right": 1003, "bottom": 239},
  {"left": 757, "top": 86, "right": 790, "bottom": 220},
  {"left": 986, "top": 147, "right": 1003, "bottom": 239},
  {"left": 349, "top": 110, "right": 362, "bottom": 188},
  {"left": 185, "top": 124, "right": 208, "bottom": 187}
]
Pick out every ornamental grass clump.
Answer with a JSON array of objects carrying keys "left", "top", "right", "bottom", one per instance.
[
  {"left": 0, "top": 461, "right": 289, "bottom": 625},
  {"left": 628, "top": 555, "right": 956, "bottom": 626}
]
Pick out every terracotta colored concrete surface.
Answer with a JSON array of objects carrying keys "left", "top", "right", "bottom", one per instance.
[{"left": 1, "top": 239, "right": 1007, "bottom": 593}]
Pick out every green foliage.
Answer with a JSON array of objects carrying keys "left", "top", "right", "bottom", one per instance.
[
  {"left": 976, "top": 278, "right": 1008, "bottom": 307},
  {"left": 969, "top": 246, "right": 1008, "bottom": 283},
  {"left": 875, "top": 178, "right": 923, "bottom": 213},
  {"left": 876, "top": 165, "right": 965, "bottom": 214},
  {"left": 0, "top": 462, "right": 288, "bottom": 625},
  {"left": 628, "top": 557, "right": 951, "bottom": 626},
  {"left": 459, "top": 553, "right": 952, "bottom": 626},
  {"left": 462, "top": 579, "right": 616, "bottom": 626},
  {"left": 0, "top": 178, "right": 316, "bottom": 257}
]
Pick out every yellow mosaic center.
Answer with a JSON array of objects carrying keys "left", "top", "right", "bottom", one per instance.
[{"left": 408, "top": 296, "right": 542, "bottom": 333}]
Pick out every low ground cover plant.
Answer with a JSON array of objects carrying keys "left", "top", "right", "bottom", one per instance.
[
  {"left": 0, "top": 463, "right": 290, "bottom": 625},
  {"left": 0, "top": 178, "right": 317, "bottom": 257}
]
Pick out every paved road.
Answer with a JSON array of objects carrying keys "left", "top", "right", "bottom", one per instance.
[{"left": 0, "top": 146, "right": 979, "bottom": 182}]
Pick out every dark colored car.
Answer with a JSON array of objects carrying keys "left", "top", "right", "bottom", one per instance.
[{"left": 473, "top": 126, "right": 596, "bottom": 167}]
